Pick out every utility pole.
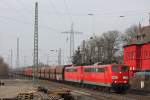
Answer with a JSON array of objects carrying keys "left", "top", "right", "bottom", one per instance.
[
  {"left": 47, "top": 54, "right": 49, "bottom": 65},
  {"left": 16, "top": 38, "right": 19, "bottom": 68},
  {"left": 62, "top": 23, "right": 83, "bottom": 63},
  {"left": 88, "top": 13, "right": 95, "bottom": 35},
  {"left": 58, "top": 48, "right": 61, "bottom": 65},
  {"left": 10, "top": 49, "right": 13, "bottom": 68},
  {"left": 24, "top": 56, "right": 26, "bottom": 67},
  {"left": 149, "top": 13, "right": 150, "bottom": 25},
  {"left": 81, "top": 40, "right": 86, "bottom": 64},
  {"left": 33, "top": 2, "right": 39, "bottom": 84}
]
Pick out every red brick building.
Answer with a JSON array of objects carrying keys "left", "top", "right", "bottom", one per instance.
[{"left": 124, "top": 25, "right": 150, "bottom": 71}]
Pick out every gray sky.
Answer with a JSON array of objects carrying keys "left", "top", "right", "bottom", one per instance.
[{"left": 0, "top": 0, "right": 150, "bottom": 68}]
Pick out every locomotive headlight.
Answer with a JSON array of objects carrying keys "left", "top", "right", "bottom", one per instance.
[
  {"left": 123, "top": 76, "right": 128, "bottom": 79},
  {"left": 124, "top": 81, "right": 127, "bottom": 83},
  {"left": 112, "top": 76, "right": 118, "bottom": 79}
]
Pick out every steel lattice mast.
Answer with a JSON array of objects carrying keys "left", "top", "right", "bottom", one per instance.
[
  {"left": 62, "top": 23, "right": 83, "bottom": 63},
  {"left": 33, "top": 2, "right": 38, "bottom": 83},
  {"left": 16, "top": 38, "right": 19, "bottom": 68}
]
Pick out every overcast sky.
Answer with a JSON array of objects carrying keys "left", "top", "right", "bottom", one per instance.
[{"left": 0, "top": 0, "right": 150, "bottom": 68}]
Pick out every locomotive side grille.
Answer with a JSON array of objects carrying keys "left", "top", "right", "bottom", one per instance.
[
  {"left": 112, "top": 76, "right": 118, "bottom": 79},
  {"left": 123, "top": 76, "right": 128, "bottom": 79}
]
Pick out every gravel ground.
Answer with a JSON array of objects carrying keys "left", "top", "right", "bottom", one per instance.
[
  {"left": 0, "top": 79, "right": 103, "bottom": 99},
  {"left": 0, "top": 79, "right": 150, "bottom": 100},
  {"left": 0, "top": 79, "right": 35, "bottom": 98},
  {"left": 0, "top": 79, "right": 94, "bottom": 100},
  {"left": 37, "top": 79, "right": 150, "bottom": 100}
]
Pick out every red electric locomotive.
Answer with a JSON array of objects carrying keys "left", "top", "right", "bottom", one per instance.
[
  {"left": 65, "top": 66, "right": 83, "bottom": 83},
  {"left": 83, "top": 64, "right": 129, "bottom": 90}
]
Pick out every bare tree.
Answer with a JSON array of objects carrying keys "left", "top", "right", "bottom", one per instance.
[
  {"left": 0, "top": 56, "right": 9, "bottom": 78},
  {"left": 72, "top": 30, "right": 124, "bottom": 65},
  {"left": 101, "top": 30, "right": 121, "bottom": 64},
  {"left": 124, "top": 25, "right": 139, "bottom": 43},
  {"left": 72, "top": 24, "right": 143, "bottom": 65},
  {"left": 72, "top": 47, "right": 82, "bottom": 65}
]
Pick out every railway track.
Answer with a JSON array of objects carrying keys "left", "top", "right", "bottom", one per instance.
[
  {"left": 36, "top": 79, "right": 150, "bottom": 100},
  {"left": 124, "top": 90, "right": 150, "bottom": 100}
]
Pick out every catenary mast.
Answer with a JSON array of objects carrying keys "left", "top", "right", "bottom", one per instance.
[{"left": 33, "top": 2, "right": 39, "bottom": 84}]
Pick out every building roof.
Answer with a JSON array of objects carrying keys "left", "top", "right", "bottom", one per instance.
[{"left": 126, "top": 25, "right": 150, "bottom": 46}]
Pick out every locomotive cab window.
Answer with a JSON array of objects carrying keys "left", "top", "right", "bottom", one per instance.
[
  {"left": 84, "top": 68, "right": 89, "bottom": 72},
  {"left": 66, "top": 68, "right": 77, "bottom": 72},
  {"left": 112, "top": 66, "right": 119, "bottom": 72},
  {"left": 72, "top": 69, "right": 77, "bottom": 72},
  {"left": 121, "top": 66, "right": 128, "bottom": 72}
]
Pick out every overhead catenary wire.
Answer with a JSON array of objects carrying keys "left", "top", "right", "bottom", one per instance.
[
  {"left": 0, "top": 7, "right": 148, "bottom": 38},
  {"left": 48, "top": 0, "right": 60, "bottom": 14},
  {"left": 36, "top": 9, "right": 150, "bottom": 17},
  {"left": 0, "top": 15, "right": 61, "bottom": 32},
  {"left": 0, "top": 1, "right": 149, "bottom": 33},
  {"left": 16, "top": 0, "right": 33, "bottom": 13},
  {"left": 149, "top": 12, "right": 150, "bottom": 25},
  {"left": 63, "top": 0, "right": 73, "bottom": 22},
  {"left": 17, "top": 0, "right": 63, "bottom": 32},
  {"left": 47, "top": 0, "right": 64, "bottom": 26},
  {"left": 0, "top": 0, "right": 149, "bottom": 18},
  {"left": 0, "top": 0, "right": 62, "bottom": 32},
  {"left": 0, "top": 0, "right": 30, "bottom": 20}
]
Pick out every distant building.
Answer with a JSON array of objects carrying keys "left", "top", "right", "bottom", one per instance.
[
  {"left": 124, "top": 24, "right": 150, "bottom": 71},
  {"left": 128, "top": 24, "right": 150, "bottom": 45}
]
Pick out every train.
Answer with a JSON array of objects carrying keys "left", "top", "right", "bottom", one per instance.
[
  {"left": 13, "top": 64, "right": 130, "bottom": 93},
  {"left": 12, "top": 25, "right": 150, "bottom": 93}
]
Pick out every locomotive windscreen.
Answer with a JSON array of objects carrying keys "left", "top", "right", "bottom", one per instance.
[
  {"left": 112, "top": 66, "right": 119, "bottom": 72},
  {"left": 121, "top": 66, "right": 129, "bottom": 72}
]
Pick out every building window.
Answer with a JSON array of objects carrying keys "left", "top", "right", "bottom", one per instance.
[
  {"left": 144, "top": 50, "right": 148, "bottom": 58},
  {"left": 142, "top": 34, "right": 145, "bottom": 39}
]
